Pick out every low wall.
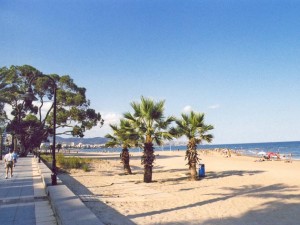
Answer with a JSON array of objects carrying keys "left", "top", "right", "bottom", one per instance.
[{"left": 34, "top": 158, "right": 104, "bottom": 225}]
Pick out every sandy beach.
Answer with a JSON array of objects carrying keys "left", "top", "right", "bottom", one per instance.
[{"left": 58, "top": 150, "right": 300, "bottom": 225}]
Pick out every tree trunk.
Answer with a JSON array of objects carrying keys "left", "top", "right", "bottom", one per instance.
[
  {"left": 120, "top": 148, "right": 132, "bottom": 174},
  {"left": 124, "top": 163, "right": 132, "bottom": 175},
  {"left": 144, "top": 165, "right": 152, "bottom": 183},
  {"left": 0, "top": 133, "right": 3, "bottom": 160},
  {"left": 18, "top": 145, "right": 29, "bottom": 157},
  {"left": 142, "top": 142, "right": 155, "bottom": 183},
  {"left": 190, "top": 162, "right": 198, "bottom": 181},
  {"left": 186, "top": 139, "right": 199, "bottom": 181},
  {"left": 13, "top": 136, "right": 18, "bottom": 151}
]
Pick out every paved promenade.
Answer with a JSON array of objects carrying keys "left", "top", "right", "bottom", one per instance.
[{"left": 0, "top": 155, "right": 57, "bottom": 225}]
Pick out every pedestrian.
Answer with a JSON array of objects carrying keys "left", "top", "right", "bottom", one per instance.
[
  {"left": 4, "top": 149, "right": 14, "bottom": 179},
  {"left": 12, "top": 150, "right": 18, "bottom": 167}
]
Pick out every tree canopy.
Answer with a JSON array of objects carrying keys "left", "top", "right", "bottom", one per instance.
[{"left": 0, "top": 65, "right": 104, "bottom": 156}]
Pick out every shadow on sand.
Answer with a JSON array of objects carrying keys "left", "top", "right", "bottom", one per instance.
[
  {"left": 127, "top": 183, "right": 300, "bottom": 225},
  {"left": 205, "top": 169, "right": 266, "bottom": 179},
  {"left": 58, "top": 173, "right": 137, "bottom": 225}
]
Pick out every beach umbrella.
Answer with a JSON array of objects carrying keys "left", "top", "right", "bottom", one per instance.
[
  {"left": 257, "top": 151, "right": 267, "bottom": 156},
  {"left": 267, "top": 152, "right": 280, "bottom": 159}
]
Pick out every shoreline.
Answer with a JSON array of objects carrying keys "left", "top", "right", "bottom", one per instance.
[
  {"left": 62, "top": 147, "right": 300, "bottom": 161},
  {"left": 57, "top": 140, "right": 300, "bottom": 160}
]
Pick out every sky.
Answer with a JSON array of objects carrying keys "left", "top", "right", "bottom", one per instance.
[{"left": 1, "top": 0, "right": 300, "bottom": 144}]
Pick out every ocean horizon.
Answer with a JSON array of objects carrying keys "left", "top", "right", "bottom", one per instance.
[{"left": 77, "top": 140, "right": 300, "bottom": 160}]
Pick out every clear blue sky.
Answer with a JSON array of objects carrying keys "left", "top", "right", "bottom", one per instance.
[{"left": 1, "top": 1, "right": 300, "bottom": 144}]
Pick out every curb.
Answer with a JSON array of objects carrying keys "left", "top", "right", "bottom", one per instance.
[{"left": 34, "top": 157, "right": 104, "bottom": 225}]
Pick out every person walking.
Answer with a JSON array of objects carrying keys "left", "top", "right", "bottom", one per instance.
[
  {"left": 12, "top": 150, "right": 18, "bottom": 167},
  {"left": 4, "top": 149, "right": 14, "bottom": 179}
]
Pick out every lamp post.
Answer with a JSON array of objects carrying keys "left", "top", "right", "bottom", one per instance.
[
  {"left": 0, "top": 127, "right": 5, "bottom": 160},
  {"left": 20, "top": 74, "right": 57, "bottom": 185}
]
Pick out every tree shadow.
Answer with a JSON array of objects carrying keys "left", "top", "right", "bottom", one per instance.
[
  {"left": 205, "top": 170, "right": 266, "bottom": 179},
  {"left": 127, "top": 165, "right": 143, "bottom": 171},
  {"left": 200, "top": 201, "right": 300, "bottom": 225},
  {"left": 149, "top": 169, "right": 264, "bottom": 184},
  {"left": 58, "top": 173, "right": 136, "bottom": 225},
  {"left": 127, "top": 183, "right": 300, "bottom": 225}
]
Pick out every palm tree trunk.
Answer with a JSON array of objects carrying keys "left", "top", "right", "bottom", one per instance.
[
  {"left": 186, "top": 139, "right": 199, "bottom": 181},
  {"left": 142, "top": 142, "right": 155, "bottom": 183},
  {"left": 144, "top": 165, "right": 152, "bottom": 183},
  {"left": 120, "top": 148, "right": 132, "bottom": 174},
  {"left": 190, "top": 161, "right": 198, "bottom": 181}
]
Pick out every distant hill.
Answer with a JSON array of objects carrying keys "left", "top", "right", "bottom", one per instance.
[{"left": 56, "top": 136, "right": 107, "bottom": 145}]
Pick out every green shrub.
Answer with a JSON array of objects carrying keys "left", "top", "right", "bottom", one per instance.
[
  {"left": 40, "top": 153, "right": 52, "bottom": 163},
  {"left": 82, "top": 164, "right": 90, "bottom": 172},
  {"left": 41, "top": 153, "right": 90, "bottom": 171}
]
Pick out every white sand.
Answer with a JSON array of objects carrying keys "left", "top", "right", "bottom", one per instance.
[{"left": 58, "top": 150, "right": 300, "bottom": 225}]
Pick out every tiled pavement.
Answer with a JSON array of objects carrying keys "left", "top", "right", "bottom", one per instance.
[{"left": 0, "top": 155, "right": 57, "bottom": 225}]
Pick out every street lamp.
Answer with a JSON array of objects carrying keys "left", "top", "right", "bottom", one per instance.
[
  {"left": 0, "top": 127, "right": 5, "bottom": 160},
  {"left": 20, "top": 74, "right": 57, "bottom": 185}
]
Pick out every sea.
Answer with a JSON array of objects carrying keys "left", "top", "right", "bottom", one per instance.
[{"left": 77, "top": 141, "right": 300, "bottom": 160}]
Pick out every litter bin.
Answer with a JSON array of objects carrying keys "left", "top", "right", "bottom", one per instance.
[{"left": 199, "top": 164, "right": 205, "bottom": 177}]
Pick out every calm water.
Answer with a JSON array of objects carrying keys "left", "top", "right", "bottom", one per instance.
[{"left": 78, "top": 141, "right": 300, "bottom": 160}]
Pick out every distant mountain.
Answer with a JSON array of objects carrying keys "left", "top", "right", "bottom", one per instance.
[{"left": 56, "top": 136, "right": 108, "bottom": 145}]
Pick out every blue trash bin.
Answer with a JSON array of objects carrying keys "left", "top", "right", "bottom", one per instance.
[{"left": 199, "top": 164, "right": 205, "bottom": 177}]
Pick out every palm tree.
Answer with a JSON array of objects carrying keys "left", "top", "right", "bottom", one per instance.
[
  {"left": 124, "top": 96, "right": 174, "bottom": 183},
  {"left": 173, "top": 111, "right": 214, "bottom": 181},
  {"left": 105, "top": 119, "right": 138, "bottom": 174}
]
